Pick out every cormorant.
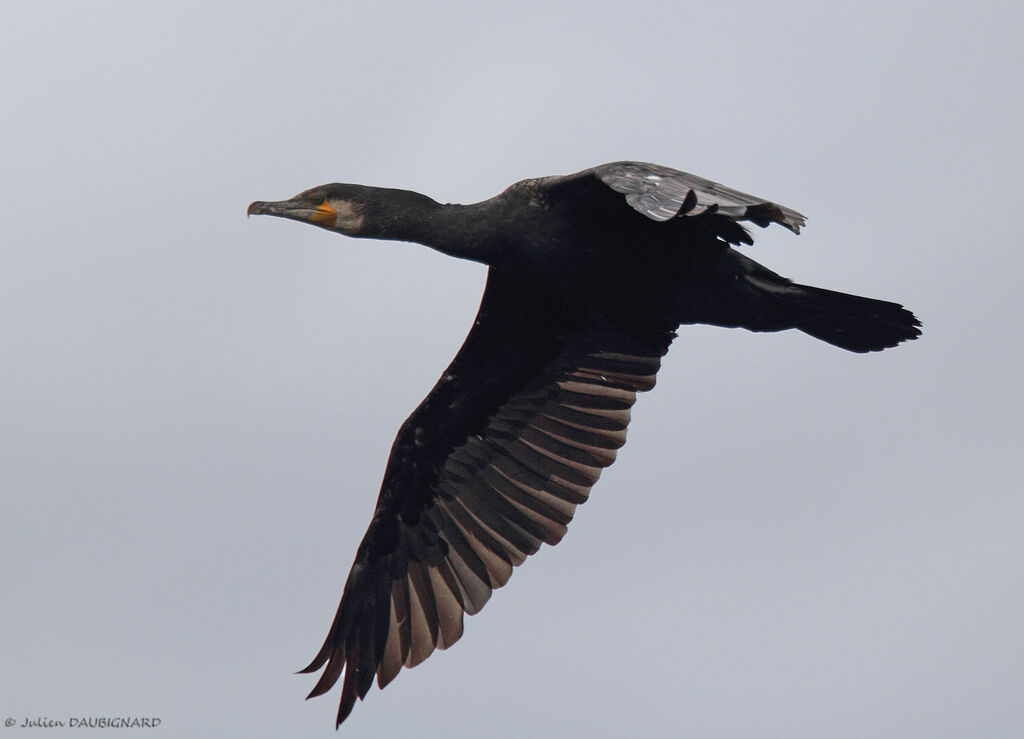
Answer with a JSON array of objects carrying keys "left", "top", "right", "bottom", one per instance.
[{"left": 247, "top": 161, "right": 921, "bottom": 728}]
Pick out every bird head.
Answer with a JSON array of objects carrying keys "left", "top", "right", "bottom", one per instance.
[{"left": 247, "top": 184, "right": 368, "bottom": 236}]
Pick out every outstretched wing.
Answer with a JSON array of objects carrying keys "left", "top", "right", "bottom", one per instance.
[
  {"left": 594, "top": 161, "right": 806, "bottom": 234},
  {"left": 302, "top": 268, "right": 675, "bottom": 727}
]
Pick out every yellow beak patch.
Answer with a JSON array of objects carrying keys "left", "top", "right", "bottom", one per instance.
[{"left": 309, "top": 201, "right": 337, "bottom": 227}]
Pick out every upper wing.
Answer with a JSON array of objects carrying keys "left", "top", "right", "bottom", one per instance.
[
  {"left": 301, "top": 269, "right": 675, "bottom": 727},
  {"left": 594, "top": 161, "right": 806, "bottom": 234}
]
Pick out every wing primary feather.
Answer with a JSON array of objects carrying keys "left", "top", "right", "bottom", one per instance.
[
  {"left": 436, "top": 496, "right": 517, "bottom": 582},
  {"left": 432, "top": 555, "right": 469, "bottom": 612},
  {"left": 557, "top": 379, "right": 635, "bottom": 404},
  {"left": 444, "top": 493, "right": 532, "bottom": 565},
  {"left": 540, "top": 403, "right": 630, "bottom": 431},
  {"left": 392, "top": 572, "right": 413, "bottom": 666},
  {"left": 459, "top": 475, "right": 559, "bottom": 546},
  {"left": 477, "top": 464, "right": 575, "bottom": 524},
  {"left": 425, "top": 504, "right": 493, "bottom": 590},
  {"left": 306, "top": 649, "right": 344, "bottom": 699},
  {"left": 427, "top": 510, "right": 493, "bottom": 613},
  {"left": 484, "top": 448, "right": 592, "bottom": 504},
  {"left": 406, "top": 562, "right": 440, "bottom": 661},
  {"left": 529, "top": 414, "right": 626, "bottom": 450},
  {"left": 427, "top": 565, "right": 465, "bottom": 649},
  {"left": 377, "top": 596, "right": 403, "bottom": 688},
  {"left": 502, "top": 438, "right": 599, "bottom": 487},
  {"left": 517, "top": 424, "right": 617, "bottom": 467},
  {"left": 455, "top": 478, "right": 546, "bottom": 554},
  {"left": 554, "top": 388, "right": 636, "bottom": 412}
]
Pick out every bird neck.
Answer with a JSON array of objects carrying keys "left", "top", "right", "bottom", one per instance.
[{"left": 365, "top": 190, "right": 511, "bottom": 265}]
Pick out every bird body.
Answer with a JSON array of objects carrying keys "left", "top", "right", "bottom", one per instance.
[{"left": 248, "top": 162, "right": 920, "bottom": 727}]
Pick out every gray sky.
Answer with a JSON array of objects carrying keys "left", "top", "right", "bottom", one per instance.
[{"left": 3, "top": 2, "right": 1022, "bottom": 737}]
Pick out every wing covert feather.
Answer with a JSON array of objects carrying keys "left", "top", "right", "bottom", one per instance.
[{"left": 595, "top": 161, "right": 806, "bottom": 234}]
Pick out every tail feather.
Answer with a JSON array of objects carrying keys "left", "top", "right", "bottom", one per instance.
[{"left": 788, "top": 284, "right": 921, "bottom": 353}]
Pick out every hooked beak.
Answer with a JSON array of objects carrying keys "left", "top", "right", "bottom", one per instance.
[{"left": 247, "top": 198, "right": 337, "bottom": 228}]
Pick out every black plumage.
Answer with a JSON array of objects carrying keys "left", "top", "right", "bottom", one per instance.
[{"left": 247, "top": 161, "right": 921, "bottom": 728}]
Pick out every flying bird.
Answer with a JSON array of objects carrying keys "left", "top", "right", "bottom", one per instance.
[{"left": 247, "top": 161, "right": 920, "bottom": 728}]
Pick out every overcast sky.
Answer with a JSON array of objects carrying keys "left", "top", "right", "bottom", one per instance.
[{"left": 3, "top": 2, "right": 1022, "bottom": 737}]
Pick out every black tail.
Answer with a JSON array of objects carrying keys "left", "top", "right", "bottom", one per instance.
[{"left": 788, "top": 284, "right": 921, "bottom": 353}]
